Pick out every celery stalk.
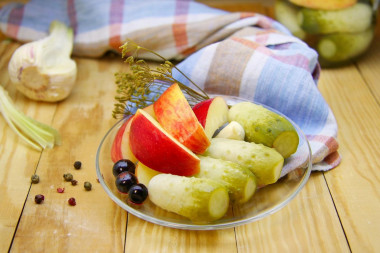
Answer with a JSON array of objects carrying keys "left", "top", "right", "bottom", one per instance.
[{"left": 0, "top": 86, "right": 60, "bottom": 150}]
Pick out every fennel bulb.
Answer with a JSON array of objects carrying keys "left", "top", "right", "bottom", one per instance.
[{"left": 8, "top": 20, "right": 77, "bottom": 102}]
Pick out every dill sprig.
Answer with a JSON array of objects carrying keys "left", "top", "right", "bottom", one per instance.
[{"left": 112, "top": 40, "right": 209, "bottom": 119}]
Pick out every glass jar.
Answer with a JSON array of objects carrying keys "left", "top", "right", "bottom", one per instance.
[{"left": 274, "top": 0, "right": 378, "bottom": 67}]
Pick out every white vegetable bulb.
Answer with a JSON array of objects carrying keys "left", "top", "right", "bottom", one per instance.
[{"left": 8, "top": 20, "right": 77, "bottom": 102}]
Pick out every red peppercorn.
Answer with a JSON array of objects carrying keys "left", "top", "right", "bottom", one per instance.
[
  {"left": 68, "top": 197, "right": 76, "bottom": 206},
  {"left": 57, "top": 188, "right": 65, "bottom": 193}
]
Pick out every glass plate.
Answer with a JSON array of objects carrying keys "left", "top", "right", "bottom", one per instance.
[{"left": 96, "top": 95, "right": 312, "bottom": 230}]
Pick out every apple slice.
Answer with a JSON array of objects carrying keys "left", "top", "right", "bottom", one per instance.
[
  {"left": 153, "top": 83, "right": 210, "bottom": 154},
  {"left": 111, "top": 118, "right": 128, "bottom": 163},
  {"left": 192, "top": 97, "right": 229, "bottom": 140},
  {"left": 135, "top": 162, "right": 161, "bottom": 186},
  {"left": 129, "top": 109, "right": 200, "bottom": 176},
  {"left": 111, "top": 105, "right": 155, "bottom": 163},
  {"left": 111, "top": 117, "right": 137, "bottom": 163}
]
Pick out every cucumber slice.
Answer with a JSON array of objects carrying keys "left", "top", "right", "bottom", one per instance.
[
  {"left": 228, "top": 102, "right": 299, "bottom": 158},
  {"left": 204, "top": 138, "right": 284, "bottom": 186},
  {"left": 148, "top": 174, "right": 229, "bottom": 222},
  {"left": 298, "top": 3, "right": 372, "bottom": 34},
  {"left": 197, "top": 156, "right": 257, "bottom": 204},
  {"left": 317, "top": 28, "right": 374, "bottom": 64},
  {"left": 274, "top": 0, "right": 306, "bottom": 39}
]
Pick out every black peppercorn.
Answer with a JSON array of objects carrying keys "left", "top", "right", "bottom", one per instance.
[{"left": 73, "top": 161, "right": 82, "bottom": 170}]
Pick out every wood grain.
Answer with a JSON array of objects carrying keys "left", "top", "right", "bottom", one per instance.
[
  {"left": 8, "top": 56, "right": 128, "bottom": 252},
  {"left": 0, "top": 42, "right": 57, "bottom": 253},
  {"left": 235, "top": 173, "right": 349, "bottom": 252},
  {"left": 1, "top": 1, "right": 380, "bottom": 252},
  {"left": 318, "top": 64, "right": 380, "bottom": 252}
]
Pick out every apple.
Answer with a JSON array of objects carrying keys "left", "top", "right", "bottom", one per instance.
[
  {"left": 111, "top": 117, "right": 137, "bottom": 163},
  {"left": 153, "top": 83, "right": 210, "bottom": 154},
  {"left": 111, "top": 105, "right": 155, "bottom": 163},
  {"left": 135, "top": 162, "right": 161, "bottom": 186},
  {"left": 192, "top": 96, "right": 229, "bottom": 139},
  {"left": 129, "top": 109, "right": 200, "bottom": 176}
]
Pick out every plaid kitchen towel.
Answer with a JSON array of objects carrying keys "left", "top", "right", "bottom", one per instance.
[{"left": 0, "top": 0, "right": 340, "bottom": 172}]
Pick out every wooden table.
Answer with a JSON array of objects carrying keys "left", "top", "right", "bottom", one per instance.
[{"left": 1, "top": 2, "right": 380, "bottom": 252}]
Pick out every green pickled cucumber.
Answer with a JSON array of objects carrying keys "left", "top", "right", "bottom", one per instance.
[
  {"left": 317, "top": 28, "right": 374, "bottom": 65},
  {"left": 148, "top": 174, "right": 229, "bottom": 222},
  {"left": 228, "top": 102, "right": 299, "bottom": 158},
  {"left": 274, "top": 0, "right": 306, "bottom": 39},
  {"left": 197, "top": 156, "right": 257, "bottom": 204},
  {"left": 298, "top": 2, "right": 372, "bottom": 34},
  {"left": 204, "top": 138, "right": 284, "bottom": 186}
]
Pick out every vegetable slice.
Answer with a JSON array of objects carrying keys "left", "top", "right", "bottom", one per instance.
[{"left": 0, "top": 86, "right": 60, "bottom": 150}]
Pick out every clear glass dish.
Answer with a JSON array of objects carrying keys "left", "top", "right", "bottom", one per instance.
[{"left": 96, "top": 95, "right": 312, "bottom": 230}]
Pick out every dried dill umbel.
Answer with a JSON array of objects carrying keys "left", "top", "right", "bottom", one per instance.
[{"left": 112, "top": 40, "right": 209, "bottom": 119}]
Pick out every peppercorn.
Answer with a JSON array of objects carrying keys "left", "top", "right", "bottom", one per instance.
[
  {"left": 84, "top": 181, "right": 92, "bottom": 191},
  {"left": 63, "top": 173, "right": 73, "bottom": 182},
  {"left": 73, "top": 161, "right": 82, "bottom": 170},
  {"left": 71, "top": 179, "right": 78, "bottom": 186},
  {"left": 57, "top": 188, "right": 65, "bottom": 193},
  {"left": 35, "top": 194, "right": 44, "bottom": 204},
  {"left": 68, "top": 197, "right": 76, "bottom": 206},
  {"left": 31, "top": 174, "right": 40, "bottom": 184}
]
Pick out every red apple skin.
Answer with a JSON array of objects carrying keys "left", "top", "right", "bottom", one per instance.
[
  {"left": 153, "top": 83, "right": 210, "bottom": 154},
  {"left": 111, "top": 105, "right": 155, "bottom": 163},
  {"left": 192, "top": 97, "right": 229, "bottom": 139},
  {"left": 111, "top": 118, "right": 129, "bottom": 163},
  {"left": 192, "top": 98, "right": 213, "bottom": 128},
  {"left": 129, "top": 109, "right": 200, "bottom": 176}
]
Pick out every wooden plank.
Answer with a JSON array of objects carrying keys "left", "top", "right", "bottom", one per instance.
[
  {"left": 125, "top": 216, "right": 237, "bottom": 252},
  {"left": 318, "top": 64, "right": 380, "bottom": 252},
  {"left": 0, "top": 42, "right": 57, "bottom": 252},
  {"left": 9, "top": 56, "right": 128, "bottom": 252},
  {"left": 235, "top": 173, "right": 349, "bottom": 252},
  {"left": 356, "top": 39, "right": 380, "bottom": 103}
]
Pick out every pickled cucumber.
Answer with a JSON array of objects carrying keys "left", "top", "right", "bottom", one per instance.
[
  {"left": 228, "top": 102, "right": 299, "bottom": 158},
  {"left": 289, "top": 0, "right": 357, "bottom": 10},
  {"left": 274, "top": 0, "right": 306, "bottom": 39},
  {"left": 148, "top": 174, "right": 229, "bottom": 222},
  {"left": 317, "top": 28, "right": 374, "bottom": 65},
  {"left": 298, "top": 2, "right": 372, "bottom": 34},
  {"left": 197, "top": 156, "right": 256, "bottom": 204},
  {"left": 204, "top": 138, "right": 284, "bottom": 186}
]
